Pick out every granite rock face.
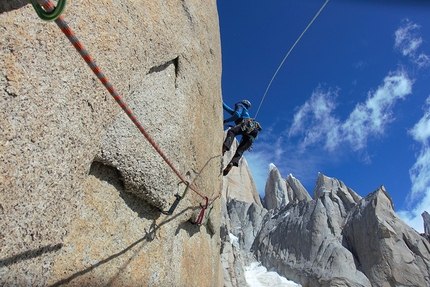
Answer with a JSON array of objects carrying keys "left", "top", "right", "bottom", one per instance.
[
  {"left": 221, "top": 158, "right": 430, "bottom": 286},
  {"left": 220, "top": 145, "right": 265, "bottom": 287},
  {"left": 253, "top": 185, "right": 371, "bottom": 286},
  {"left": 222, "top": 138, "right": 262, "bottom": 206},
  {"left": 263, "top": 164, "right": 289, "bottom": 210},
  {"left": 221, "top": 199, "right": 265, "bottom": 287},
  {"left": 343, "top": 186, "right": 430, "bottom": 287},
  {"left": 227, "top": 199, "right": 268, "bottom": 253},
  {"left": 286, "top": 173, "right": 312, "bottom": 203},
  {"left": 252, "top": 172, "right": 430, "bottom": 287},
  {"left": 1, "top": 1, "right": 223, "bottom": 286},
  {"left": 423, "top": 211, "right": 430, "bottom": 235},
  {"left": 313, "top": 172, "right": 361, "bottom": 210},
  {"left": 263, "top": 165, "right": 312, "bottom": 211}
]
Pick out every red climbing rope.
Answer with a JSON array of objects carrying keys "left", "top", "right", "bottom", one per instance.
[{"left": 32, "top": 0, "right": 221, "bottom": 205}]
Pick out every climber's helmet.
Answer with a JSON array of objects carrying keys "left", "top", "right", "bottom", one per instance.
[{"left": 241, "top": 100, "right": 252, "bottom": 110}]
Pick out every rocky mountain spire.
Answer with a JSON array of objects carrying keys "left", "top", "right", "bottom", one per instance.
[
  {"left": 343, "top": 186, "right": 430, "bottom": 286},
  {"left": 422, "top": 211, "right": 430, "bottom": 235},
  {"left": 313, "top": 172, "right": 362, "bottom": 217},
  {"left": 263, "top": 164, "right": 312, "bottom": 211},
  {"left": 263, "top": 164, "right": 289, "bottom": 210},
  {"left": 286, "top": 173, "right": 311, "bottom": 203},
  {"left": 224, "top": 169, "right": 430, "bottom": 287},
  {"left": 253, "top": 174, "right": 371, "bottom": 286}
]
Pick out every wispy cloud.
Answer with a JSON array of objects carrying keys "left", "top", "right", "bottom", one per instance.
[
  {"left": 353, "top": 61, "right": 368, "bottom": 70},
  {"left": 288, "top": 70, "right": 412, "bottom": 153},
  {"left": 393, "top": 19, "right": 430, "bottom": 233},
  {"left": 395, "top": 19, "right": 422, "bottom": 56},
  {"left": 343, "top": 71, "right": 413, "bottom": 150},
  {"left": 399, "top": 97, "right": 430, "bottom": 233},
  {"left": 289, "top": 87, "right": 340, "bottom": 151},
  {"left": 395, "top": 19, "right": 430, "bottom": 68}
]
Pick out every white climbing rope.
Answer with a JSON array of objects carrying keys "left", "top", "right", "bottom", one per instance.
[{"left": 254, "top": 0, "right": 330, "bottom": 119}]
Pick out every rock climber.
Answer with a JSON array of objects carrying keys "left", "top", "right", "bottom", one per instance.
[{"left": 222, "top": 100, "right": 262, "bottom": 176}]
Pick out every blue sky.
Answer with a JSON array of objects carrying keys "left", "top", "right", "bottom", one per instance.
[{"left": 218, "top": 0, "right": 430, "bottom": 232}]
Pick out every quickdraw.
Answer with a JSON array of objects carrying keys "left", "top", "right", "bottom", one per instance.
[
  {"left": 196, "top": 197, "right": 208, "bottom": 225},
  {"left": 205, "top": 205, "right": 214, "bottom": 225}
]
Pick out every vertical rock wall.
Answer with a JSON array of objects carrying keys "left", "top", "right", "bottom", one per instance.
[
  {"left": 222, "top": 139, "right": 262, "bottom": 206},
  {"left": 0, "top": 0, "right": 223, "bottom": 285}
]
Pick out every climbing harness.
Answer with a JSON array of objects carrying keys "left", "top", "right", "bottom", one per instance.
[
  {"left": 30, "top": 0, "right": 220, "bottom": 219},
  {"left": 30, "top": 0, "right": 66, "bottom": 22},
  {"left": 240, "top": 118, "right": 262, "bottom": 134},
  {"left": 254, "top": 0, "right": 330, "bottom": 119},
  {"left": 241, "top": 119, "right": 257, "bottom": 134}
]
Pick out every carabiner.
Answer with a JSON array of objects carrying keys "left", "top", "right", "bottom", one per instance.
[
  {"left": 196, "top": 196, "right": 209, "bottom": 225},
  {"left": 30, "top": 0, "right": 67, "bottom": 22}
]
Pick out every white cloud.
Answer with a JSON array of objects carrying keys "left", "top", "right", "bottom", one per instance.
[
  {"left": 289, "top": 88, "right": 339, "bottom": 151},
  {"left": 415, "top": 53, "right": 430, "bottom": 69},
  {"left": 353, "top": 61, "right": 368, "bottom": 70},
  {"left": 398, "top": 148, "right": 430, "bottom": 233},
  {"left": 409, "top": 96, "right": 430, "bottom": 196},
  {"left": 395, "top": 19, "right": 430, "bottom": 68},
  {"left": 409, "top": 97, "right": 430, "bottom": 144},
  {"left": 394, "top": 19, "right": 422, "bottom": 56},
  {"left": 398, "top": 96, "right": 430, "bottom": 233},
  {"left": 343, "top": 71, "right": 413, "bottom": 150},
  {"left": 289, "top": 70, "right": 412, "bottom": 152},
  {"left": 409, "top": 147, "right": 430, "bottom": 198}
]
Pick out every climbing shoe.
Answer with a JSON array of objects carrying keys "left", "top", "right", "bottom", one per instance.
[{"left": 223, "top": 163, "right": 234, "bottom": 176}]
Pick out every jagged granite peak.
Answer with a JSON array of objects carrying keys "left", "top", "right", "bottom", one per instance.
[
  {"left": 252, "top": 176, "right": 430, "bottom": 286},
  {"left": 220, "top": 197, "right": 249, "bottom": 287},
  {"left": 422, "top": 211, "right": 430, "bottom": 234},
  {"left": 252, "top": 195, "right": 371, "bottom": 287},
  {"left": 224, "top": 168, "right": 430, "bottom": 287},
  {"left": 286, "top": 173, "right": 312, "bottom": 203},
  {"left": 263, "top": 164, "right": 289, "bottom": 210},
  {"left": 343, "top": 186, "right": 430, "bottom": 287},
  {"left": 220, "top": 196, "right": 268, "bottom": 286},
  {"left": 227, "top": 199, "right": 268, "bottom": 252},
  {"left": 314, "top": 173, "right": 361, "bottom": 212}
]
